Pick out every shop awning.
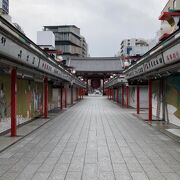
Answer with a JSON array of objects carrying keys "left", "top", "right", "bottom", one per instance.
[{"left": 159, "top": 12, "right": 180, "bottom": 20}]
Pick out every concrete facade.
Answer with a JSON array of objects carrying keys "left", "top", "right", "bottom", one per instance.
[{"left": 43, "top": 25, "right": 88, "bottom": 60}]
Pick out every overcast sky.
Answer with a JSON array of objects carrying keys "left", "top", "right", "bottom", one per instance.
[{"left": 10, "top": 0, "right": 167, "bottom": 57}]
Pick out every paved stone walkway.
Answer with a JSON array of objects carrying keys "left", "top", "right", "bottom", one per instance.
[{"left": 0, "top": 97, "right": 180, "bottom": 180}]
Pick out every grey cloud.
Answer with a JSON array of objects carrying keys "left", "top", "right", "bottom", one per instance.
[{"left": 10, "top": 0, "right": 166, "bottom": 56}]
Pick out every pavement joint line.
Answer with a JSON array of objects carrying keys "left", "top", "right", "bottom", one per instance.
[
  {"left": 100, "top": 105, "right": 117, "bottom": 180},
  {"left": 48, "top": 105, "right": 86, "bottom": 178},
  {"left": 0, "top": 101, "right": 83, "bottom": 154},
  {"left": 108, "top": 98, "right": 180, "bottom": 143},
  {"left": 63, "top": 106, "right": 88, "bottom": 180},
  {"left": 47, "top": 101, "right": 87, "bottom": 180},
  {"left": 81, "top": 104, "right": 92, "bottom": 180},
  {"left": 11, "top": 100, "right": 85, "bottom": 180},
  {"left": 0, "top": 97, "right": 179, "bottom": 179},
  {"left": 0, "top": 106, "right": 79, "bottom": 179},
  {"left": 108, "top": 105, "right": 175, "bottom": 179},
  {"left": 31, "top": 104, "right": 84, "bottom": 180},
  {"left": 105, "top": 110, "right": 149, "bottom": 180}
]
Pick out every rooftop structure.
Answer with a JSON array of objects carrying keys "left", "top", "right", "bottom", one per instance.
[
  {"left": 43, "top": 25, "right": 88, "bottom": 60},
  {"left": 67, "top": 57, "right": 123, "bottom": 79},
  {"left": 37, "top": 31, "right": 55, "bottom": 50}
]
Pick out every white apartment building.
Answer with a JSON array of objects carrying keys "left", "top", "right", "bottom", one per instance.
[
  {"left": 117, "top": 38, "right": 157, "bottom": 68},
  {"left": 119, "top": 38, "right": 152, "bottom": 57}
]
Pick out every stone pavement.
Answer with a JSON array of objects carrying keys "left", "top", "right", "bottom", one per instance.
[
  {"left": 0, "top": 97, "right": 180, "bottom": 180},
  {"left": 0, "top": 109, "right": 63, "bottom": 152}
]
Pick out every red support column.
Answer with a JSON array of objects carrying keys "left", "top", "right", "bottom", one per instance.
[
  {"left": 122, "top": 85, "right": 124, "bottom": 107},
  {"left": 108, "top": 89, "right": 110, "bottom": 99},
  {"left": 110, "top": 89, "right": 112, "bottom": 100},
  {"left": 64, "top": 88, "right": 67, "bottom": 108},
  {"left": 60, "top": 87, "right": 63, "bottom": 110},
  {"left": 111, "top": 89, "right": 113, "bottom": 100},
  {"left": 79, "top": 88, "right": 81, "bottom": 99},
  {"left": 137, "top": 85, "right": 140, "bottom": 114},
  {"left": 76, "top": 88, "right": 78, "bottom": 100},
  {"left": 82, "top": 88, "right": 83, "bottom": 99},
  {"left": 116, "top": 88, "right": 119, "bottom": 103},
  {"left": 148, "top": 80, "right": 152, "bottom": 123},
  {"left": 11, "top": 68, "right": 17, "bottom": 137},
  {"left": 79, "top": 88, "right": 81, "bottom": 100},
  {"left": 113, "top": 89, "right": 116, "bottom": 101},
  {"left": 44, "top": 77, "right": 48, "bottom": 118},
  {"left": 86, "top": 79, "right": 88, "bottom": 95},
  {"left": 81, "top": 88, "right": 82, "bottom": 99},
  {"left": 126, "top": 86, "right": 129, "bottom": 108},
  {"left": 71, "top": 86, "right": 73, "bottom": 105},
  {"left": 102, "top": 79, "right": 105, "bottom": 95}
]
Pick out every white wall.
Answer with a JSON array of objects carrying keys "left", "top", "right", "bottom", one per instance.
[
  {"left": 37, "top": 31, "right": 55, "bottom": 49},
  {"left": 66, "top": 86, "right": 71, "bottom": 105},
  {"left": 129, "top": 86, "right": 148, "bottom": 109},
  {"left": 52, "top": 88, "right": 60, "bottom": 109},
  {"left": 73, "top": 87, "right": 77, "bottom": 102}
]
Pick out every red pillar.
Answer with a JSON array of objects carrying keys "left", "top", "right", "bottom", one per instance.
[
  {"left": 148, "top": 80, "right": 152, "bottom": 123},
  {"left": 79, "top": 88, "right": 81, "bottom": 99},
  {"left": 122, "top": 85, "right": 124, "bottom": 107},
  {"left": 86, "top": 79, "right": 88, "bottom": 95},
  {"left": 82, "top": 88, "right": 83, "bottom": 99},
  {"left": 64, "top": 88, "right": 67, "bottom": 108},
  {"left": 109, "top": 89, "right": 112, "bottom": 100},
  {"left": 126, "top": 86, "right": 129, "bottom": 108},
  {"left": 102, "top": 79, "right": 105, "bottom": 95},
  {"left": 113, "top": 89, "right": 116, "bottom": 101},
  {"left": 137, "top": 85, "right": 140, "bottom": 114},
  {"left": 71, "top": 86, "right": 73, "bottom": 105},
  {"left": 79, "top": 88, "right": 81, "bottom": 100},
  {"left": 116, "top": 88, "right": 119, "bottom": 103},
  {"left": 111, "top": 88, "right": 113, "bottom": 100},
  {"left": 11, "top": 68, "right": 17, "bottom": 137},
  {"left": 76, "top": 88, "right": 78, "bottom": 100},
  {"left": 81, "top": 88, "right": 83, "bottom": 99},
  {"left": 60, "top": 87, "right": 63, "bottom": 110},
  {"left": 44, "top": 77, "right": 48, "bottom": 118},
  {"left": 111, "top": 89, "right": 113, "bottom": 100}
]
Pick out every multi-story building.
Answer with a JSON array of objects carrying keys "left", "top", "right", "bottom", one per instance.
[
  {"left": 158, "top": 0, "right": 180, "bottom": 41},
  {"left": 120, "top": 38, "right": 149, "bottom": 57},
  {"left": 80, "top": 36, "right": 88, "bottom": 58},
  {"left": 117, "top": 38, "right": 156, "bottom": 68},
  {"left": 43, "top": 25, "right": 88, "bottom": 60},
  {"left": 0, "top": 0, "right": 11, "bottom": 23},
  {"left": 0, "top": 0, "right": 9, "bottom": 15}
]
